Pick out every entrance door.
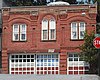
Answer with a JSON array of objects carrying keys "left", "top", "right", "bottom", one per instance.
[{"left": 9, "top": 53, "right": 59, "bottom": 74}]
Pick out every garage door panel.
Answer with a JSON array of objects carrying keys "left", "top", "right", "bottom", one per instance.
[
  {"left": 9, "top": 54, "right": 35, "bottom": 74},
  {"left": 36, "top": 54, "right": 59, "bottom": 74},
  {"left": 9, "top": 53, "right": 59, "bottom": 74},
  {"left": 67, "top": 53, "right": 89, "bottom": 75}
]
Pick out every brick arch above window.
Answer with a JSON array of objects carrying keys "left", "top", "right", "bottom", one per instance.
[
  {"left": 9, "top": 17, "right": 31, "bottom": 22},
  {"left": 40, "top": 14, "right": 57, "bottom": 22},
  {"left": 67, "top": 15, "right": 90, "bottom": 24},
  {"left": 9, "top": 17, "right": 31, "bottom": 26}
]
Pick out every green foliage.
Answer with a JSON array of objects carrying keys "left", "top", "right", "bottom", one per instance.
[
  {"left": 79, "top": 32, "right": 99, "bottom": 74},
  {"left": 4, "top": 0, "right": 77, "bottom": 6}
]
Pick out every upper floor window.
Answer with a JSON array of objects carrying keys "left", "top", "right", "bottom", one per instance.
[
  {"left": 42, "top": 19, "right": 56, "bottom": 41},
  {"left": 13, "top": 24, "right": 27, "bottom": 41},
  {"left": 71, "top": 22, "right": 85, "bottom": 40}
]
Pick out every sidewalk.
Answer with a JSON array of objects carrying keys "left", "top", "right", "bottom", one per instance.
[{"left": 0, "top": 74, "right": 99, "bottom": 80}]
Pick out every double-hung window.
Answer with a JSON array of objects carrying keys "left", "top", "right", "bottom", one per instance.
[
  {"left": 13, "top": 24, "right": 27, "bottom": 41},
  {"left": 49, "top": 19, "right": 56, "bottom": 40},
  {"left": 71, "top": 22, "right": 85, "bottom": 40},
  {"left": 79, "top": 22, "right": 85, "bottom": 39},
  {"left": 42, "top": 19, "right": 56, "bottom": 41},
  {"left": 42, "top": 20, "right": 48, "bottom": 40},
  {"left": 71, "top": 22, "right": 78, "bottom": 39}
]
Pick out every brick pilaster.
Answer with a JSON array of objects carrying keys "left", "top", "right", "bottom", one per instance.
[
  {"left": 60, "top": 49, "right": 67, "bottom": 74},
  {"left": 2, "top": 49, "right": 8, "bottom": 74}
]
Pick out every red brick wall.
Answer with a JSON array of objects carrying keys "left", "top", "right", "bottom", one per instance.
[{"left": 2, "top": 5, "right": 97, "bottom": 74}]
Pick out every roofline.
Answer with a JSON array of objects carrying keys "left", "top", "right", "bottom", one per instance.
[{"left": 2, "top": 4, "right": 96, "bottom": 9}]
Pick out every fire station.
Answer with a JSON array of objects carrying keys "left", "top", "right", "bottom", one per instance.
[{"left": 2, "top": 2, "right": 97, "bottom": 74}]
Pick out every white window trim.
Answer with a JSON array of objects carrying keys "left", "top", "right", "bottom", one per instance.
[
  {"left": 12, "top": 24, "right": 27, "bottom": 41},
  {"left": 41, "top": 19, "right": 56, "bottom": 41},
  {"left": 13, "top": 24, "right": 19, "bottom": 41},
  {"left": 79, "top": 22, "right": 85, "bottom": 39},
  {"left": 71, "top": 22, "right": 78, "bottom": 40},
  {"left": 20, "top": 24, "right": 27, "bottom": 41},
  {"left": 49, "top": 19, "right": 56, "bottom": 40},
  {"left": 41, "top": 20, "right": 48, "bottom": 40}
]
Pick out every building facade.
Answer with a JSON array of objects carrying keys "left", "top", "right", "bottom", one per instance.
[{"left": 2, "top": 2, "right": 97, "bottom": 74}]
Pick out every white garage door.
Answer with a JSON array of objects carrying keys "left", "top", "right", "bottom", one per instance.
[
  {"left": 9, "top": 53, "right": 59, "bottom": 74},
  {"left": 67, "top": 53, "right": 89, "bottom": 75}
]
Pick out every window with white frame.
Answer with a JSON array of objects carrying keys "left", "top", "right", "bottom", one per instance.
[
  {"left": 79, "top": 22, "right": 85, "bottom": 39},
  {"left": 67, "top": 53, "right": 89, "bottom": 75},
  {"left": 13, "top": 24, "right": 27, "bottom": 41},
  {"left": 71, "top": 22, "right": 85, "bottom": 40},
  {"left": 42, "top": 19, "right": 56, "bottom": 41}
]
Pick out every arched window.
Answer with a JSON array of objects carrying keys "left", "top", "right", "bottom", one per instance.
[
  {"left": 41, "top": 18, "right": 56, "bottom": 41},
  {"left": 49, "top": 19, "right": 56, "bottom": 40},
  {"left": 42, "top": 19, "right": 48, "bottom": 40},
  {"left": 71, "top": 22, "right": 85, "bottom": 40}
]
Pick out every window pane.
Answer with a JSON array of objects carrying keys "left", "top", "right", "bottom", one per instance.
[
  {"left": 74, "top": 54, "right": 78, "bottom": 57},
  {"left": 80, "top": 31, "right": 85, "bottom": 39},
  {"left": 14, "top": 34, "right": 19, "bottom": 40},
  {"left": 43, "top": 30, "right": 48, "bottom": 40},
  {"left": 42, "top": 20, "right": 48, "bottom": 30},
  {"left": 20, "top": 24, "right": 26, "bottom": 41},
  {"left": 72, "top": 32, "right": 76, "bottom": 38},
  {"left": 71, "top": 23, "right": 77, "bottom": 39},
  {"left": 74, "top": 58, "right": 78, "bottom": 61},
  {"left": 69, "top": 58, "right": 73, "bottom": 61},
  {"left": 79, "top": 22, "right": 85, "bottom": 39},
  {"left": 50, "top": 29, "right": 55, "bottom": 40},
  {"left": 49, "top": 19, "right": 56, "bottom": 40},
  {"left": 13, "top": 25, "right": 19, "bottom": 41},
  {"left": 13, "top": 25, "right": 19, "bottom": 32},
  {"left": 49, "top": 19, "right": 56, "bottom": 29},
  {"left": 21, "top": 34, "right": 26, "bottom": 40},
  {"left": 69, "top": 54, "right": 73, "bottom": 57},
  {"left": 20, "top": 24, "right": 26, "bottom": 32}
]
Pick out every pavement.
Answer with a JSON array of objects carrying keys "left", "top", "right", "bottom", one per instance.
[{"left": 0, "top": 74, "right": 99, "bottom": 80}]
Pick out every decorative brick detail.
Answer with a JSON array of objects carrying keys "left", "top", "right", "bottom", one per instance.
[
  {"left": 30, "top": 15, "right": 38, "bottom": 20},
  {"left": 2, "top": 5, "right": 97, "bottom": 74},
  {"left": 89, "top": 13, "right": 96, "bottom": 19},
  {"left": 60, "top": 49, "right": 67, "bottom": 74},
  {"left": 59, "top": 14, "right": 68, "bottom": 19},
  {"left": 2, "top": 49, "right": 8, "bottom": 74}
]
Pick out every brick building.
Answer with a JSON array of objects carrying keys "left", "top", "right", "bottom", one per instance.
[{"left": 2, "top": 2, "right": 97, "bottom": 74}]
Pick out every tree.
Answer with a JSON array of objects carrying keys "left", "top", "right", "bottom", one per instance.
[
  {"left": 4, "top": 0, "right": 77, "bottom": 6},
  {"left": 79, "top": 32, "right": 99, "bottom": 74}
]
